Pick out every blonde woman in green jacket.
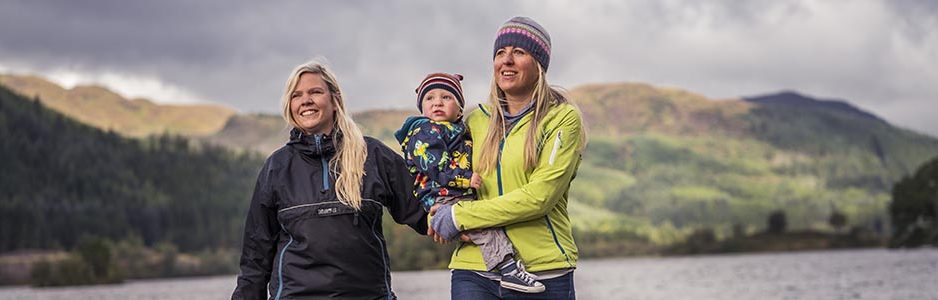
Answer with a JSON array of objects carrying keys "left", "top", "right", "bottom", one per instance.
[{"left": 429, "top": 16, "right": 586, "bottom": 299}]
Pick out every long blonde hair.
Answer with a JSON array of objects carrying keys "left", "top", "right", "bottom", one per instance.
[
  {"left": 281, "top": 59, "right": 368, "bottom": 210},
  {"left": 477, "top": 63, "right": 569, "bottom": 175}
]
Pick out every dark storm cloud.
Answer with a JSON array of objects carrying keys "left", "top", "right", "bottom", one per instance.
[
  {"left": 1, "top": 0, "right": 936, "bottom": 136},
  {"left": 1, "top": 2, "right": 237, "bottom": 67},
  {"left": 0, "top": 0, "right": 525, "bottom": 110}
]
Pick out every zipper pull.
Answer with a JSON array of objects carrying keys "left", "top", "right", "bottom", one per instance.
[{"left": 353, "top": 212, "right": 360, "bottom": 226}]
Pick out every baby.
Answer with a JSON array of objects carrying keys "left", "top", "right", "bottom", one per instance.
[{"left": 394, "top": 72, "right": 544, "bottom": 293}]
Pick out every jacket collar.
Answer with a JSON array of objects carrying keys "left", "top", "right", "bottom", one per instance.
[
  {"left": 287, "top": 128, "right": 337, "bottom": 158},
  {"left": 480, "top": 103, "right": 536, "bottom": 136}
]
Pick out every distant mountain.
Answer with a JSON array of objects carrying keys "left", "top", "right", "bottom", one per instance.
[
  {"left": 204, "top": 114, "right": 289, "bottom": 155},
  {"left": 0, "top": 74, "right": 235, "bottom": 137},
  {"left": 203, "top": 109, "right": 413, "bottom": 155},
  {"left": 744, "top": 91, "right": 884, "bottom": 123},
  {"left": 353, "top": 109, "right": 414, "bottom": 140},
  {"left": 571, "top": 82, "right": 753, "bottom": 136},
  {"left": 564, "top": 83, "right": 938, "bottom": 243},
  {"left": 0, "top": 73, "right": 419, "bottom": 155}
]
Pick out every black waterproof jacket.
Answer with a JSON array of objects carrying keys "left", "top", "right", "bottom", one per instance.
[{"left": 232, "top": 129, "right": 428, "bottom": 300}]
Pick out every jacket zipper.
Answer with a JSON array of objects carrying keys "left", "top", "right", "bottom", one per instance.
[
  {"left": 496, "top": 140, "right": 505, "bottom": 196},
  {"left": 544, "top": 215, "right": 571, "bottom": 266},
  {"left": 497, "top": 119, "right": 570, "bottom": 265},
  {"left": 314, "top": 135, "right": 356, "bottom": 225},
  {"left": 368, "top": 214, "right": 392, "bottom": 298},
  {"left": 314, "top": 135, "right": 330, "bottom": 192},
  {"left": 275, "top": 224, "right": 294, "bottom": 300}
]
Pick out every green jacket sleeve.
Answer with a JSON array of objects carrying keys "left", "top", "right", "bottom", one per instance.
[{"left": 452, "top": 107, "right": 583, "bottom": 230}]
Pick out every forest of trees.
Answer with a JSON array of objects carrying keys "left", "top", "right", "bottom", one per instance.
[
  {"left": 0, "top": 86, "right": 263, "bottom": 252},
  {"left": 0, "top": 86, "right": 268, "bottom": 284},
  {"left": 890, "top": 156, "right": 938, "bottom": 247}
]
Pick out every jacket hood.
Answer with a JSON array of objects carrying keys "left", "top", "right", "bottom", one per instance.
[
  {"left": 393, "top": 116, "right": 430, "bottom": 144},
  {"left": 287, "top": 128, "right": 337, "bottom": 158}
]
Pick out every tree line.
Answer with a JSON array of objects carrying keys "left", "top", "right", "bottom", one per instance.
[
  {"left": 890, "top": 156, "right": 938, "bottom": 247},
  {"left": 0, "top": 85, "right": 263, "bottom": 253}
]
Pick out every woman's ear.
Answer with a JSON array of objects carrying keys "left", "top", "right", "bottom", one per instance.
[{"left": 331, "top": 92, "right": 342, "bottom": 105}]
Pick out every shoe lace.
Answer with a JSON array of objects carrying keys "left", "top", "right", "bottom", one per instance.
[{"left": 513, "top": 262, "right": 538, "bottom": 285}]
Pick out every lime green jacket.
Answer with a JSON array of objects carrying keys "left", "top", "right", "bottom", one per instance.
[{"left": 449, "top": 102, "right": 584, "bottom": 272}]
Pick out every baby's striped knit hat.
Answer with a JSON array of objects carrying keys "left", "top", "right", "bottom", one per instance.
[
  {"left": 493, "top": 16, "right": 552, "bottom": 71},
  {"left": 415, "top": 72, "right": 465, "bottom": 112}
]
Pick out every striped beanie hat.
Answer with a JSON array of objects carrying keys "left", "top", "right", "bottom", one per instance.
[
  {"left": 415, "top": 72, "right": 465, "bottom": 112},
  {"left": 494, "top": 16, "right": 552, "bottom": 71}
]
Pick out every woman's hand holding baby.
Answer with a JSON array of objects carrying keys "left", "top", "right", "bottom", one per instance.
[{"left": 470, "top": 173, "right": 482, "bottom": 189}]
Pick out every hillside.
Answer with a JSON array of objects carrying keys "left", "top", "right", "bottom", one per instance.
[
  {"left": 207, "top": 109, "right": 413, "bottom": 155},
  {"left": 0, "top": 74, "right": 415, "bottom": 155},
  {"left": 566, "top": 83, "right": 938, "bottom": 243},
  {"left": 204, "top": 114, "right": 289, "bottom": 155},
  {"left": 571, "top": 82, "right": 754, "bottom": 137},
  {"left": 0, "top": 74, "right": 235, "bottom": 137},
  {"left": 745, "top": 91, "right": 884, "bottom": 122},
  {"left": 0, "top": 84, "right": 263, "bottom": 252},
  {"left": 354, "top": 109, "right": 414, "bottom": 141}
]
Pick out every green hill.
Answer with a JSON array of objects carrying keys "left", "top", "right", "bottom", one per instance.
[
  {"left": 206, "top": 109, "right": 413, "bottom": 155},
  {"left": 567, "top": 83, "right": 938, "bottom": 243},
  {"left": 204, "top": 113, "right": 290, "bottom": 155}
]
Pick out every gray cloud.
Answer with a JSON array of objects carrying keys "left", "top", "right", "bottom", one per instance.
[{"left": 1, "top": 0, "right": 936, "bottom": 137}]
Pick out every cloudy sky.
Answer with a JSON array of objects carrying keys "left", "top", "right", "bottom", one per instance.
[{"left": 1, "top": 0, "right": 936, "bottom": 136}]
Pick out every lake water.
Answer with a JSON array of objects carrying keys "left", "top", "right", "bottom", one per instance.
[{"left": 0, "top": 248, "right": 935, "bottom": 299}]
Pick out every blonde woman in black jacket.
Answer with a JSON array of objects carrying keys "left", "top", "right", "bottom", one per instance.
[{"left": 232, "top": 59, "right": 427, "bottom": 300}]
